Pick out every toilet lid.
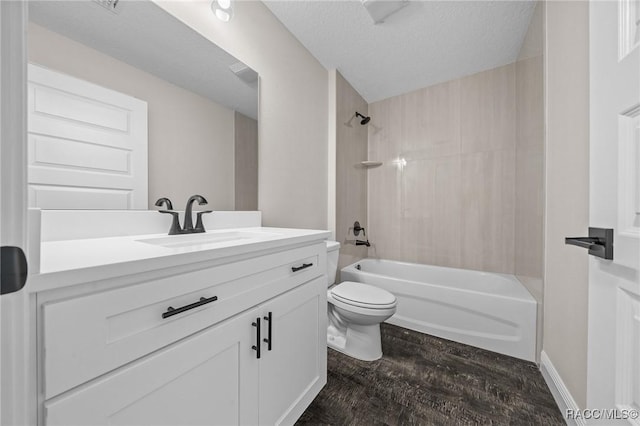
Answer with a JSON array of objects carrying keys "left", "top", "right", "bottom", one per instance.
[{"left": 330, "top": 281, "right": 397, "bottom": 308}]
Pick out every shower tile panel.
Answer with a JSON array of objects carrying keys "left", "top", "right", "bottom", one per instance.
[
  {"left": 460, "top": 64, "right": 516, "bottom": 154},
  {"left": 368, "top": 99, "right": 402, "bottom": 159},
  {"left": 516, "top": 56, "right": 544, "bottom": 151},
  {"left": 515, "top": 146, "right": 544, "bottom": 278},
  {"left": 461, "top": 149, "right": 516, "bottom": 274},
  {"left": 400, "top": 80, "right": 461, "bottom": 159},
  {"left": 367, "top": 162, "right": 402, "bottom": 261},
  {"left": 369, "top": 63, "right": 519, "bottom": 275},
  {"left": 400, "top": 156, "right": 462, "bottom": 266},
  {"left": 514, "top": 51, "right": 544, "bottom": 280}
]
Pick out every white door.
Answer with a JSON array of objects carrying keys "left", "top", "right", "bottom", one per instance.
[
  {"left": 587, "top": 0, "right": 640, "bottom": 423},
  {"left": 45, "top": 309, "right": 260, "bottom": 426},
  {"left": 258, "top": 278, "right": 327, "bottom": 426},
  {"left": 27, "top": 64, "right": 148, "bottom": 209}
]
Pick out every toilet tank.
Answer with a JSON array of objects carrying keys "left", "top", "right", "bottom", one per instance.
[{"left": 325, "top": 241, "right": 341, "bottom": 286}]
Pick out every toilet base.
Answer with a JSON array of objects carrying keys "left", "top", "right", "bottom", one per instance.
[{"left": 327, "top": 322, "right": 383, "bottom": 361}]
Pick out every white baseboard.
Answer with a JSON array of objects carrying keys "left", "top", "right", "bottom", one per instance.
[{"left": 540, "top": 350, "right": 585, "bottom": 426}]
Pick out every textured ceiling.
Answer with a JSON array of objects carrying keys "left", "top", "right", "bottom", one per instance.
[
  {"left": 264, "top": 0, "right": 536, "bottom": 103},
  {"left": 29, "top": 0, "right": 258, "bottom": 119}
]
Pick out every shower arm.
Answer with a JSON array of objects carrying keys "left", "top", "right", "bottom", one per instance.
[{"left": 354, "top": 112, "right": 371, "bottom": 125}]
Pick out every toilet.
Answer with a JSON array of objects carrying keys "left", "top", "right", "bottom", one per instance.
[{"left": 325, "top": 241, "right": 397, "bottom": 361}]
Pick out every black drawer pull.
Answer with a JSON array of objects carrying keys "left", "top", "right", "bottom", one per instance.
[
  {"left": 252, "top": 318, "right": 261, "bottom": 359},
  {"left": 291, "top": 262, "right": 313, "bottom": 272},
  {"left": 162, "top": 296, "right": 218, "bottom": 319},
  {"left": 263, "top": 312, "right": 272, "bottom": 351}
]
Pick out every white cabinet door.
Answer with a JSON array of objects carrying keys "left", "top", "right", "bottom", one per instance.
[
  {"left": 45, "top": 309, "right": 259, "bottom": 426},
  {"left": 258, "top": 277, "right": 327, "bottom": 426}
]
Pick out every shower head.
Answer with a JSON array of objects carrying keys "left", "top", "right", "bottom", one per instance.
[{"left": 355, "top": 112, "right": 371, "bottom": 125}]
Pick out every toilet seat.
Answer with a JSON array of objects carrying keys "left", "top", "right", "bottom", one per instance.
[{"left": 330, "top": 281, "right": 397, "bottom": 310}]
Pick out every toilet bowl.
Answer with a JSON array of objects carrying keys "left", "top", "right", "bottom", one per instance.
[{"left": 325, "top": 241, "right": 397, "bottom": 361}]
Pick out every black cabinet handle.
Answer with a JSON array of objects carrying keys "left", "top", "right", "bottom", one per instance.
[
  {"left": 252, "top": 318, "right": 261, "bottom": 359},
  {"left": 263, "top": 312, "right": 272, "bottom": 351},
  {"left": 162, "top": 296, "right": 218, "bottom": 319},
  {"left": 291, "top": 262, "right": 313, "bottom": 272}
]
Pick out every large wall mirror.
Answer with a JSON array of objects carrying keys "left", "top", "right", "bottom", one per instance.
[{"left": 27, "top": 0, "right": 259, "bottom": 211}]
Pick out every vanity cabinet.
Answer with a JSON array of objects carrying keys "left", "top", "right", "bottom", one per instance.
[
  {"left": 36, "top": 242, "right": 328, "bottom": 426},
  {"left": 45, "top": 308, "right": 260, "bottom": 426},
  {"left": 258, "top": 278, "right": 324, "bottom": 425}
]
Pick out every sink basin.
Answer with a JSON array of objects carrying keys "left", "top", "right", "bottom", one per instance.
[{"left": 136, "top": 231, "right": 280, "bottom": 249}]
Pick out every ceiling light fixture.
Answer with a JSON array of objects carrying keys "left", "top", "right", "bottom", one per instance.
[
  {"left": 361, "top": 0, "right": 408, "bottom": 24},
  {"left": 211, "top": 0, "right": 233, "bottom": 22}
]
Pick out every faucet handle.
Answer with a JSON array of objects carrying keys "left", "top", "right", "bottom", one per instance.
[
  {"left": 158, "top": 210, "right": 182, "bottom": 235},
  {"left": 353, "top": 220, "right": 366, "bottom": 237},
  {"left": 155, "top": 197, "right": 173, "bottom": 210},
  {"left": 194, "top": 210, "right": 213, "bottom": 233}
]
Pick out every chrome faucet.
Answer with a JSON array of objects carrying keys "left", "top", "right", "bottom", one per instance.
[{"left": 155, "top": 195, "right": 213, "bottom": 235}]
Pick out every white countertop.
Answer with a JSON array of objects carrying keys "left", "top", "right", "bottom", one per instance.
[{"left": 29, "top": 227, "right": 330, "bottom": 292}]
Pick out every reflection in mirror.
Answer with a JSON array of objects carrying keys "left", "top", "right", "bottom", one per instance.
[{"left": 27, "top": 0, "right": 258, "bottom": 211}]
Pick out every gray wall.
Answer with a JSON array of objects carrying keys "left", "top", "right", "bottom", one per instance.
[
  {"left": 28, "top": 23, "right": 236, "bottom": 211},
  {"left": 234, "top": 112, "right": 258, "bottom": 211}
]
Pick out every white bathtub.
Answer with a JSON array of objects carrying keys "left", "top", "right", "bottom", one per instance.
[{"left": 340, "top": 259, "right": 537, "bottom": 361}]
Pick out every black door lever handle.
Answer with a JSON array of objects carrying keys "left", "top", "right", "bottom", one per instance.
[
  {"left": 1, "top": 246, "right": 28, "bottom": 295},
  {"left": 565, "top": 237, "right": 600, "bottom": 250},
  {"left": 565, "top": 227, "right": 613, "bottom": 260}
]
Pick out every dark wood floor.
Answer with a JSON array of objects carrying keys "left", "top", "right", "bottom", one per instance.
[{"left": 297, "top": 324, "right": 564, "bottom": 425}]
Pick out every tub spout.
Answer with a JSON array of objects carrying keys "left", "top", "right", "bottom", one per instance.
[{"left": 345, "top": 239, "right": 371, "bottom": 247}]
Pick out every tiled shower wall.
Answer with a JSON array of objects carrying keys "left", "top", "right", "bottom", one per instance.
[
  {"left": 368, "top": 64, "right": 519, "bottom": 274},
  {"left": 335, "top": 6, "right": 544, "bottom": 278}
]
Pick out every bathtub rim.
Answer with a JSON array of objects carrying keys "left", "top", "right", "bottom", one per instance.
[{"left": 341, "top": 258, "right": 537, "bottom": 304}]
